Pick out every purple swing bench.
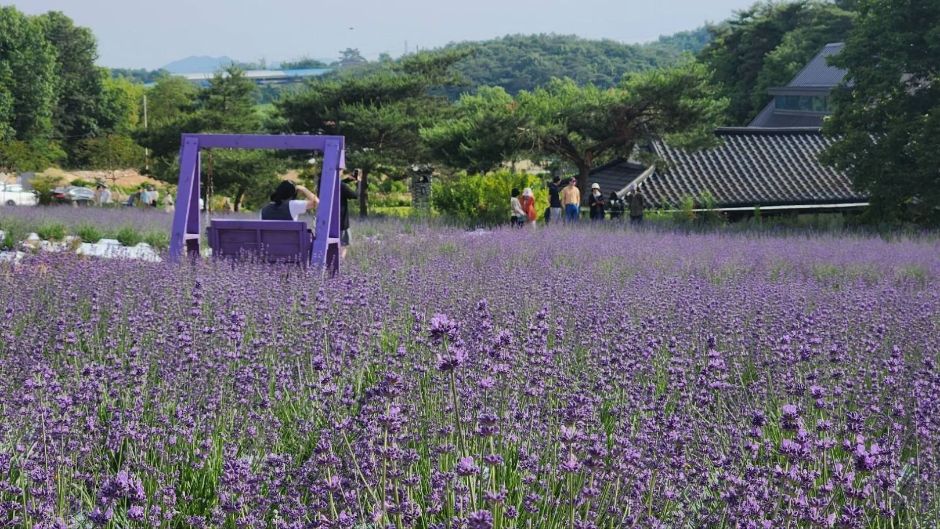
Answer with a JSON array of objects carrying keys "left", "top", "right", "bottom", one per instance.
[
  {"left": 206, "top": 219, "right": 313, "bottom": 265},
  {"left": 168, "top": 134, "right": 346, "bottom": 272}
]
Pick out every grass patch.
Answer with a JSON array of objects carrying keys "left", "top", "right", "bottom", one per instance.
[
  {"left": 75, "top": 224, "right": 103, "bottom": 243},
  {"left": 142, "top": 230, "right": 170, "bottom": 250},
  {"left": 36, "top": 222, "right": 67, "bottom": 241},
  {"left": 115, "top": 226, "right": 142, "bottom": 247}
]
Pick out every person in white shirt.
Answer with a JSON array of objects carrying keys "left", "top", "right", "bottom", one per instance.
[
  {"left": 260, "top": 180, "right": 319, "bottom": 221},
  {"left": 510, "top": 188, "right": 525, "bottom": 227}
]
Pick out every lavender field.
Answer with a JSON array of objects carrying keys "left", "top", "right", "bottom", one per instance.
[{"left": 1, "top": 222, "right": 939, "bottom": 528}]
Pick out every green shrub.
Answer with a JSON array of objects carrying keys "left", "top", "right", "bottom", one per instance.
[
  {"left": 0, "top": 217, "right": 27, "bottom": 249},
  {"left": 116, "top": 226, "right": 142, "bottom": 247},
  {"left": 30, "top": 173, "right": 64, "bottom": 205},
  {"left": 698, "top": 191, "right": 724, "bottom": 226},
  {"left": 37, "top": 222, "right": 67, "bottom": 241},
  {"left": 673, "top": 196, "right": 697, "bottom": 224},
  {"left": 431, "top": 170, "right": 549, "bottom": 225},
  {"left": 75, "top": 224, "right": 103, "bottom": 243},
  {"left": 142, "top": 231, "right": 170, "bottom": 250}
]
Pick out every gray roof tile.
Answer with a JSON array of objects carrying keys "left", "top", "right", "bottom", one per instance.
[
  {"left": 789, "top": 43, "right": 847, "bottom": 87},
  {"left": 639, "top": 128, "right": 868, "bottom": 209}
]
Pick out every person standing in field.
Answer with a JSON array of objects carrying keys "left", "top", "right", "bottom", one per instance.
[
  {"left": 547, "top": 176, "right": 562, "bottom": 224},
  {"left": 628, "top": 185, "right": 646, "bottom": 225},
  {"left": 588, "top": 183, "right": 606, "bottom": 221},
  {"left": 520, "top": 187, "right": 537, "bottom": 227},
  {"left": 137, "top": 187, "right": 149, "bottom": 208},
  {"left": 339, "top": 169, "right": 361, "bottom": 260},
  {"left": 561, "top": 178, "right": 580, "bottom": 222},
  {"left": 608, "top": 191, "right": 624, "bottom": 220},
  {"left": 510, "top": 188, "right": 525, "bottom": 227}
]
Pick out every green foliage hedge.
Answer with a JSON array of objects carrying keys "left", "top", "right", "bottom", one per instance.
[{"left": 431, "top": 170, "right": 549, "bottom": 226}]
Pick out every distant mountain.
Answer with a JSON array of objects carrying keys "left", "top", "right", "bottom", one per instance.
[
  {"left": 162, "top": 56, "right": 236, "bottom": 74},
  {"left": 328, "top": 29, "right": 712, "bottom": 96}
]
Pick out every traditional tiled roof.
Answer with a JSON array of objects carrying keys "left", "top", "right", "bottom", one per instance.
[
  {"left": 750, "top": 43, "right": 847, "bottom": 128},
  {"left": 633, "top": 128, "right": 867, "bottom": 209},
  {"left": 578, "top": 158, "right": 648, "bottom": 197}
]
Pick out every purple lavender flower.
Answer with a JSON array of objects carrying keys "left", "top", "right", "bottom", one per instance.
[
  {"left": 456, "top": 456, "right": 480, "bottom": 476},
  {"left": 467, "top": 509, "right": 494, "bottom": 529}
]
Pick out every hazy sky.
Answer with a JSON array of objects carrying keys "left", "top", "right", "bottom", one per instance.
[{"left": 16, "top": 0, "right": 758, "bottom": 69}]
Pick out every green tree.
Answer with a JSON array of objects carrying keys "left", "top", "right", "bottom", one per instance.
[
  {"left": 72, "top": 134, "right": 145, "bottom": 170},
  {"left": 202, "top": 149, "right": 282, "bottom": 211},
  {"left": 0, "top": 139, "right": 66, "bottom": 172},
  {"left": 199, "top": 66, "right": 261, "bottom": 132},
  {"left": 699, "top": 1, "right": 854, "bottom": 125},
  {"left": 280, "top": 57, "right": 329, "bottom": 69},
  {"left": 98, "top": 76, "right": 144, "bottom": 134},
  {"left": 0, "top": 6, "right": 57, "bottom": 141},
  {"left": 134, "top": 78, "right": 200, "bottom": 179},
  {"left": 435, "top": 31, "right": 711, "bottom": 97},
  {"left": 37, "top": 11, "right": 105, "bottom": 149},
  {"left": 278, "top": 50, "right": 469, "bottom": 215},
  {"left": 517, "top": 62, "right": 726, "bottom": 196},
  {"left": 145, "top": 75, "right": 199, "bottom": 127},
  {"left": 421, "top": 86, "right": 525, "bottom": 173},
  {"left": 751, "top": 4, "right": 855, "bottom": 114},
  {"left": 337, "top": 48, "right": 367, "bottom": 68},
  {"left": 197, "top": 67, "right": 275, "bottom": 209},
  {"left": 821, "top": 0, "right": 940, "bottom": 224}
]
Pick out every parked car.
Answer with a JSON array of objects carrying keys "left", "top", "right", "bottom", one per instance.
[
  {"left": 0, "top": 183, "right": 38, "bottom": 206},
  {"left": 52, "top": 186, "right": 96, "bottom": 205}
]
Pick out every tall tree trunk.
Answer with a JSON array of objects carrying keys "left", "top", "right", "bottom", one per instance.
[
  {"left": 577, "top": 163, "right": 591, "bottom": 204},
  {"left": 358, "top": 170, "right": 369, "bottom": 217},
  {"left": 233, "top": 187, "right": 245, "bottom": 212}
]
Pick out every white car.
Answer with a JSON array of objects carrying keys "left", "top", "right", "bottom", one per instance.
[{"left": 0, "top": 183, "right": 37, "bottom": 206}]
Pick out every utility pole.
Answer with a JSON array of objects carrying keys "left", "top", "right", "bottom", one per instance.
[{"left": 142, "top": 94, "right": 149, "bottom": 172}]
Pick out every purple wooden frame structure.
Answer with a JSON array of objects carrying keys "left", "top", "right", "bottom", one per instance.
[{"left": 168, "top": 134, "right": 345, "bottom": 271}]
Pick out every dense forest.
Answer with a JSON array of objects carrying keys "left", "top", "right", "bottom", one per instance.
[{"left": 438, "top": 30, "right": 711, "bottom": 95}]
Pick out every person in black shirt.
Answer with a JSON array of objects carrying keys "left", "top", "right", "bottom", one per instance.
[
  {"left": 339, "top": 169, "right": 362, "bottom": 260},
  {"left": 588, "top": 183, "right": 606, "bottom": 220},
  {"left": 608, "top": 191, "right": 625, "bottom": 220},
  {"left": 547, "top": 176, "right": 562, "bottom": 224},
  {"left": 627, "top": 185, "right": 645, "bottom": 225}
]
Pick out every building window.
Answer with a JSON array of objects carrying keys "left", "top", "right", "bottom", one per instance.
[{"left": 775, "top": 95, "right": 831, "bottom": 113}]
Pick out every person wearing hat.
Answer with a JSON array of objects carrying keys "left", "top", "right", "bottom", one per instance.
[
  {"left": 588, "top": 183, "right": 606, "bottom": 221},
  {"left": 560, "top": 178, "right": 580, "bottom": 222}
]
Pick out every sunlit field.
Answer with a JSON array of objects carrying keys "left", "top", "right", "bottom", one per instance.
[{"left": 1, "top": 218, "right": 938, "bottom": 528}]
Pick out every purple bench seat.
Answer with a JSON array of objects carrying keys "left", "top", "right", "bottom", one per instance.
[{"left": 206, "top": 219, "right": 312, "bottom": 265}]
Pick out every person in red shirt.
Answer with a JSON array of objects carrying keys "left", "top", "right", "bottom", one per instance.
[{"left": 520, "top": 188, "right": 537, "bottom": 227}]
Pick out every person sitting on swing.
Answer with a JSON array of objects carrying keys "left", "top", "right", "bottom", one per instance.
[{"left": 261, "top": 180, "right": 319, "bottom": 221}]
